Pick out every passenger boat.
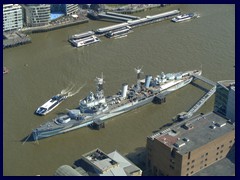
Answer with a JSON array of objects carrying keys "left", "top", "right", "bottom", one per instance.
[
  {"left": 69, "top": 35, "right": 100, "bottom": 48},
  {"left": 105, "top": 26, "right": 131, "bottom": 38},
  {"left": 35, "top": 94, "right": 68, "bottom": 115},
  {"left": 171, "top": 13, "right": 200, "bottom": 22}
]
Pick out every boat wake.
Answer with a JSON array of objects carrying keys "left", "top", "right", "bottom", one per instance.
[
  {"left": 67, "top": 83, "right": 86, "bottom": 97},
  {"left": 60, "top": 83, "right": 75, "bottom": 95},
  {"left": 60, "top": 82, "right": 86, "bottom": 98}
]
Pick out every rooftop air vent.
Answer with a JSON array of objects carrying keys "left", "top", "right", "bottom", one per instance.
[
  {"left": 209, "top": 125, "right": 216, "bottom": 129},
  {"left": 215, "top": 122, "right": 226, "bottom": 128},
  {"left": 183, "top": 137, "right": 190, "bottom": 142}
]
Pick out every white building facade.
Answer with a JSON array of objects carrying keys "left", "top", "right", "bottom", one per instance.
[
  {"left": 3, "top": 4, "right": 23, "bottom": 32},
  {"left": 23, "top": 4, "right": 51, "bottom": 27}
]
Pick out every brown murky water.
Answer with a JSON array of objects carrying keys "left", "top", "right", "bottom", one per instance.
[{"left": 3, "top": 4, "right": 234, "bottom": 175}]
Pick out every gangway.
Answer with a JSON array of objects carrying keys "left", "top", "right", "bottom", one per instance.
[
  {"left": 182, "top": 86, "right": 216, "bottom": 119},
  {"left": 174, "top": 74, "right": 217, "bottom": 121},
  {"left": 192, "top": 74, "right": 216, "bottom": 86}
]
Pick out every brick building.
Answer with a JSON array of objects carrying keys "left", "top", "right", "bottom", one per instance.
[{"left": 146, "top": 112, "right": 235, "bottom": 176}]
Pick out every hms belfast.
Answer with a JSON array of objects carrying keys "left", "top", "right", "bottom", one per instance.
[{"left": 32, "top": 68, "right": 202, "bottom": 140}]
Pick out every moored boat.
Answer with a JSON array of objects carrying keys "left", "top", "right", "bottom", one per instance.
[
  {"left": 171, "top": 13, "right": 200, "bottom": 22},
  {"left": 32, "top": 68, "right": 202, "bottom": 140},
  {"left": 69, "top": 35, "right": 100, "bottom": 48}
]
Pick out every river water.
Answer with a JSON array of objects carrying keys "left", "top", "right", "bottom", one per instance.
[{"left": 3, "top": 4, "right": 235, "bottom": 176}]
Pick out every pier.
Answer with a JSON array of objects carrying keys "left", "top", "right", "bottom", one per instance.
[
  {"left": 70, "top": 9, "right": 180, "bottom": 46},
  {"left": 106, "top": 12, "right": 140, "bottom": 20},
  {"left": 3, "top": 31, "right": 31, "bottom": 49},
  {"left": 98, "top": 13, "right": 132, "bottom": 22},
  {"left": 88, "top": 11, "right": 140, "bottom": 22}
]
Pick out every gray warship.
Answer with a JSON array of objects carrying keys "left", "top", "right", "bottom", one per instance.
[{"left": 32, "top": 68, "right": 201, "bottom": 140}]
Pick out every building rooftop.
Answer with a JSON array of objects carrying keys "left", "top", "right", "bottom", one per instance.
[
  {"left": 82, "top": 149, "right": 119, "bottom": 173},
  {"left": 148, "top": 112, "right": 235, "bottom": 155},
  {"left": 81, "top": 148, "right": 142, "bottom": 176},
  {"left": 55, "top": 165, "right": 82, "bottom": 176}
]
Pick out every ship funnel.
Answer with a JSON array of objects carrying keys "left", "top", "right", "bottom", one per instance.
[
  {"left": 122, "top": 83, "right": 128, "bottom": 98},
  {"left": 145, "top": 75, "right": 152, "bottom": 88}
]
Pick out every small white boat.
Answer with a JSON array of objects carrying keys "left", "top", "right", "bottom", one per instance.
[
  {"left": 171, "top": 13, "right": 200, "bottom": 22},
  {"left": 35, "top": 94, "right": 68, "bottom": 115},
  {"left": 3, "top": 67, "right": 9, "bottom": 74}
]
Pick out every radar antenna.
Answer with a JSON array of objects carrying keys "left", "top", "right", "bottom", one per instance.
[
  {"left": 95, "top": 72, "right": 105, "bottom": 99},
  {"left": 134, "top": 66, "right": 144, "bottom": 80},
  {"left": 134, "top": 66, "right": 144, "bottom": 91}
]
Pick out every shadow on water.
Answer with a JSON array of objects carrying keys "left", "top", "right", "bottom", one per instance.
[
  {"left": 21, "top": 133, "right": 35, "bottom": 143},
  {"left": 56, "top": 112, "right": 67, "bottom": 116},
  {"left": 73, "top": 158, "right": 97, "bottom": 176},
  {"left": 125, "top": 147, "right": 149, "bottom": 175},
  {"left": 190, "top": 81, "right": 210, "bottom": 93}
]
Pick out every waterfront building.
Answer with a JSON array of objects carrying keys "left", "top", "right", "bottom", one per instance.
[
  {"left": 146, "top": 112, "right": 235, "bottom": 176},
  {"left": 55, "top": 149, "right": 142, "bottom": 176},
  {"left": 23, "top": 4, "right": 51, "bottom": 27},
  {"left": 65, "top": 4, "right": 79, "bottom": 15},
  {"left": 3, "top": 4, "right": 23, "bottom": 32},
  {"left": 50, "top": 4, "right": 79, "bottom": 16},
  {"left": 214, "top": 80, "right": 235, "bottom": 122}
]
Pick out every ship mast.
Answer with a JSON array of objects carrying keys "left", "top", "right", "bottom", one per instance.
[
  {"left": 95, "top": 73, "right": 104, "bottom": 99},
  {"left": 134, "top": 67, "right": 143, "bottom": 91}
]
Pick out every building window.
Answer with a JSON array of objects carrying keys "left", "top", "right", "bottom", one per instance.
[
  {"left": 205, "top": 152, "right": 208, "bottom": 156},
  {"left": 200, "top": 160, "right": 203, "bottom": 164},
  {"left": 187, "top": 168, "right": 189, "bottom": 171},
  {"left": 186, "top": 173, "right": 189, "bottom": 176},
  {"left": 201, "top": 155, "right": 204, "bottom": 158},
  {"left": 205, "top": 164, "right": 207, "bottom": 167},
  {"left": 221, "top": 144, "right": 224, "bottom": 148},
  {"left": 191, "top": 171, "right": 194, "bottom": 174},
  {"left": 205, "top": 158, "right": 208, "bottom": 161},
  {"left": 216, "top": 152, "right": 219, "bottom": 155},
  {"left": 191, "top": 165, "right": 194, "bottom": 169},
  {"left": 216, "top": 158, "right": 218, "bottom": 161},
  {"left": 188, "top": 152, "right": 191, "bottom": 159},
  {"left": 229, "top": 140, "right": 233, "bottom": 143},
  {"left": 192, "top": 160, "right": 195, "bottom": 163},
  {"left": 217, "top": 147, "right": 220, "bottom": 150},
  {"left": 187, "top": 162, "right": 190, "bottom": 165},
  {"left": 229, "top": 146, "right": 232, "bottom": 149},
  {"left": 220, "top": 150, "right": 223, "bottom": 153}
]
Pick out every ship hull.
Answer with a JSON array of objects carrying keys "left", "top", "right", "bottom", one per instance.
[{"left": 32, "top": 77, "right": 192, "bottom": 140}]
